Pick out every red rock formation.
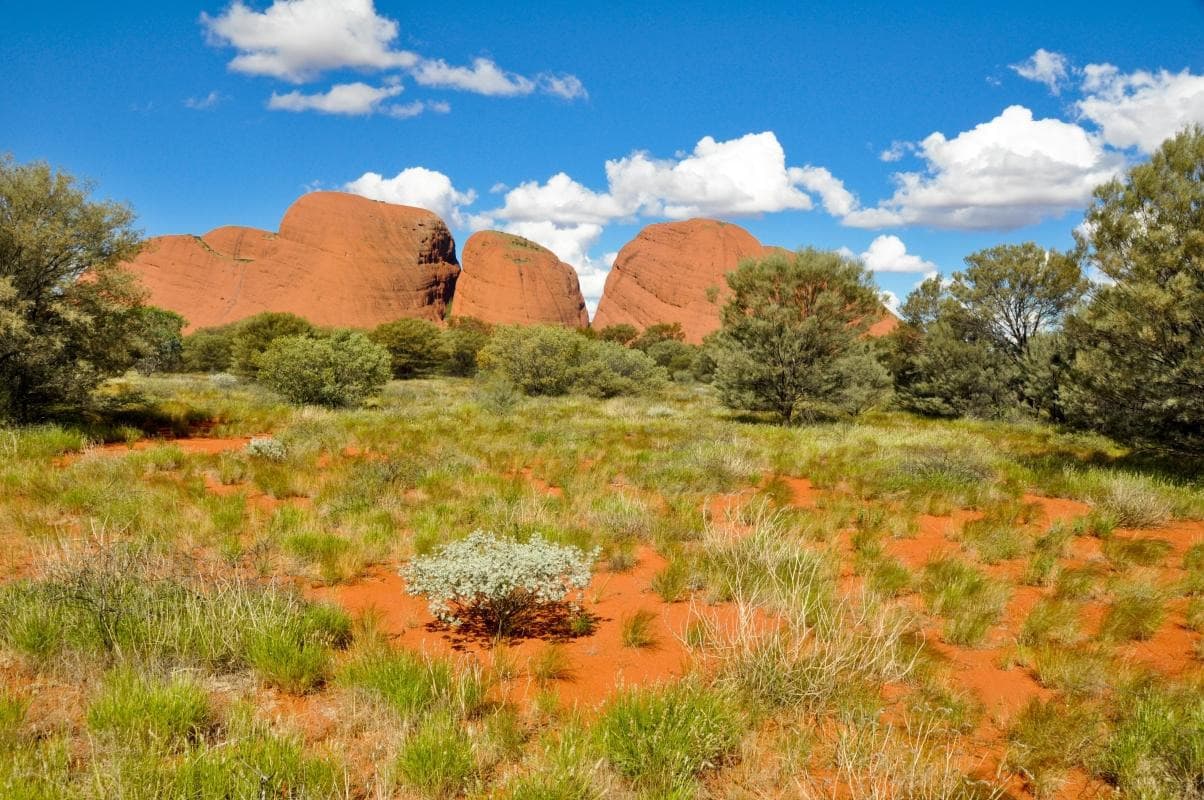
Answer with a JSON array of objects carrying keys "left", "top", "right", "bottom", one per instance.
[
  {"left": 593, "top": 220, "right": 900, "bottom": 342},
  {"left": 122, "top": 192, "right": 459, "bottom": 331},
  {"left": 592, "top": 219, "right": 765, "bottom": 343},
  {"left": 454, "top": 232, "right": 588, "bottom": 327}
]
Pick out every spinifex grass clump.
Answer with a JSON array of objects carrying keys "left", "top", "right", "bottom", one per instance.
[{"left": 402, "top": 531, "right": 598, "bottom": 637}]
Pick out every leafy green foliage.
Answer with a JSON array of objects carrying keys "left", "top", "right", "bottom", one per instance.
[
  {"left": 180, "top": 327, "right": 236, "bottom": 373},
  {"left": 0, "top": 156, "right": 146, "bottom": 420},
  {"left": 478, "top": 325, "right": 665, "bottom": 398},
  {"left": 1065, "top": 127, "right": 1204, "bottom": 454},
  {"left": 442, "top": 316, "right": 492, "bottom": 377},
  {"left": 710, "top": 249, "right": 890, "bottom": 423},
  {"left": 256, "top": 330, "right": 390, "bottom": 407},
  {"left": 370, "top": 317, "right": 446, "bottom": 379},
  {"left": 886, "top": 242, "right": 1085, "bottom": 420},
  {"left": 228, "top": 312, "right": 314, "bottom": 378}
]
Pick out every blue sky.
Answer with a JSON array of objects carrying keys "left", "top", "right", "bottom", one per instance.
[{"left": 4, "top": 0, "right": 1204, "bottom": 313}]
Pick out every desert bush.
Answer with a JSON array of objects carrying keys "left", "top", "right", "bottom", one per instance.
[
  {"left": 245, "top": 435, "right": 286, "bottom": 462},
  {"left": 395, "top": 715, "right": 477, "bottom": 799},
  {"left": 595, "top": 681, "right": 744, "bottom": 792},
  {"left": 573, "top": 340, "right": 666, "bottom": 399},
  {"left": 477, "top": 325, "right": 664, "bottom": 398},
  {"left": 181, "top": 327, "right": 236, "bottom": 373},
  {"left": 477, "top": 325, "right": 585, "bottom": 396},
  {"left": 228, "top": 312, "right": 315, "bottom": 378},
  {"left": 402, "top": 531, "right": 598, "bottom": 636},
  {"left": 442, "top": 316, "right": 492, "bottom": 377},
  {"left": 256, "top": 330, "right": 390, "bottom": 407},
  {"left": 370, "top": 317, "right": 446, "bottom": 379},
  {"left": 1024, "top": 645, "right": 1113, "bottom": 696}
]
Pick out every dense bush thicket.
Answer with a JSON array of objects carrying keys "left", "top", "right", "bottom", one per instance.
[
  {"left": 256, "top": 331, "right": 390, "bottom": 408},
  {"left": 478, "top": 325, "right": 667, "bottom": 398}
]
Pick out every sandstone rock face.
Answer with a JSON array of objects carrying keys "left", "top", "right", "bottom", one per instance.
[
  {"left": 123, "top": 192, "right": 459, "bottom": 331},
  {"left": 592, "top": 219, "right": 765, "bottom": 343},
  {"left": 593, "top": 219, "right": 899, "bottom": 342},
  {"left": 454, "top": 232, "right": 588, "bottom": 327}
]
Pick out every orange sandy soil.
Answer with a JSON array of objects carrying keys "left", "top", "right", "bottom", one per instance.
[{"left": 23, "top": 437, "right": 1204, "bottom": 799}]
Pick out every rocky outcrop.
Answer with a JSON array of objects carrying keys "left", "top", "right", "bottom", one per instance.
[
  {"left": 122, "top": 192, "right": 459, "bottom": 331},
  {"left": 592, "top": 219, "right": 765, "bottom": 343},
  {"left": 453, "top": 232, "right": 588, "bottom": 327},
  {"left": 593, "top": 219, "right": 899, "bottom": 342}
]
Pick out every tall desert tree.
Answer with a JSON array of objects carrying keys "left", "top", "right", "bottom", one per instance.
[
  {"left": 0, "top": 156, "right": 145, "bottom": 420},
  {"left": 1065, "top": 127, "right": 1204, "bottom": 454},
  {"left": 886, "top": 244, "right": 1084, "bottom": 419},
  {"left": 711, "top": 248, "right": 890, "bottom": 423},
  {"left": 951, "top": 243, "right": 1086, "bottom": 365}
]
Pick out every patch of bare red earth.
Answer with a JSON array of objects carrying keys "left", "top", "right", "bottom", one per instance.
[{"left": 310, "top": 546, "right": 751, "bottom": 710}]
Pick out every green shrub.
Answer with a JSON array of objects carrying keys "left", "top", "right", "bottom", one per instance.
[
  {"left": 442, "top": 317, "right": 491, "bottom": 377},
  {"left": 573, "top": 340, "right": 666, "bottom": 399},
  {"left": 228, "top": 312, "right": 314, "bottom": 378},
  {"left": 478, "top": 325, "right": 585, "bottom": 396},
  {"left": 1026, "top": 645, "right": 1113, "bottom": 695},
  {"left": 181, "top": 327, "right": 236, "bottom": 372},
  {"left": 370, "top": 317, "right": 446, "bottom": 379},
  {"left": 596, "top": 681, "right": 744, "bottom": 792},
  {"left": 256, "top": 330, "right": 390, "bottom": 407},
  {"left": 86, "top": 668, "right": 213, "bottom": 748},
  {"left": 395, "top": 715, "right": 476, "bottom": 799},
  {"left": 403, "top": 531, "right": 598, "bottom": 636}
]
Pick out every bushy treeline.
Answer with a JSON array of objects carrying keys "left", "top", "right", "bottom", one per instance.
[
  {"left": 4, "top": 129, "right": 1201, "bottom": 453},
  {"left": 880, "top": 128, "right": 1204, "bottom": 455}
]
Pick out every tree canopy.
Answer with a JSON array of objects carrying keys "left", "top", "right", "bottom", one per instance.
[{"left": 0, "top": 155, "right": 146, "bottom": 420}]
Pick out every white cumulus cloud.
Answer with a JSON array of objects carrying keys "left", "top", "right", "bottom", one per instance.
[
  {"left": 1011, "top": 48, "right": 1071, "bottom": 94},
  {"left": 844, "top": 105, "right": 1124, "bottom": 229},
  {"left": 412, "top": 57, "right": 535, "bottom": 96},
  {"left": 267, "top": 81, "right": 402, "bottom": 114},
  {"left": 343, "top": 167, "right": 477, "bottom": 225},
  {"left": 858, "top": 235, "right": 938, "bottom": 276},
  {"left": 201, "top": 0, "right": 417, "bottom": 82},
  {"left": 1077, "top": 63, "right": 1204, "bottom": 153},
  {"left": 604, "top": 132, "right": 815, "bottom": 218}
]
